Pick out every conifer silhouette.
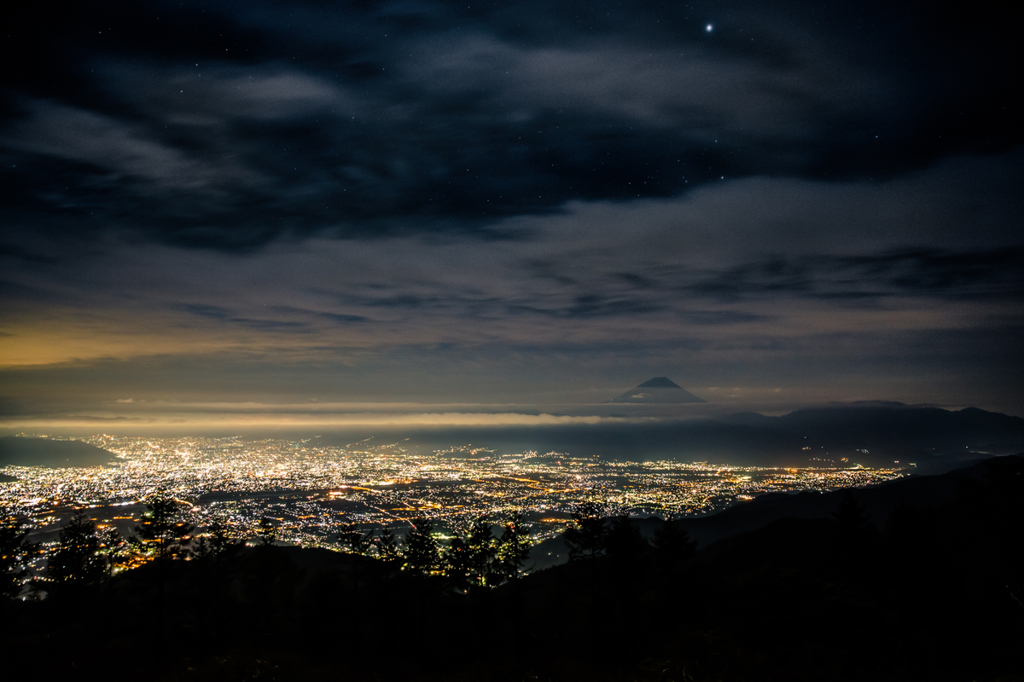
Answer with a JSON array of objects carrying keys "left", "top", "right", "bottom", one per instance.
[
  {"left": 444, "top": 533, "right": 473, "bottom": 591},
  {"left": 564, "top": 502, "right": 607, "bottom": 561},
  {"left": 338, "top": 520, "right": 373, "bottom": 554},
  {"left": 0, "top": 518, "right": 32, "bottom": 599},
  {"left": 256, "top": 517, "right": 278, "bottom": 546},
  {"left": 404, "top": 518, "right": 440, "bottom": 575},
  {"left": 47, "top": 509, "right": 106, "bottom": 588},
  {"left": 467, "top": 516, "right": 498, "bottom": 588},
  {"left": 131, "top": 490, "right": 193, "bottom": 561},
  {"left": 606, "top": 514, "right": 647, "bottom": 565},
  {"left": 374, "top": 525, "right": 402, "bottom": 569},
  {"left": 497, "top": 511, "right": 531, "bottom": 582},
  {"left": 832, "top": 489, "right": 873, "bottom": 545},
  {"left": 653, "top": 517, "right": 697, "bottom": 574}
]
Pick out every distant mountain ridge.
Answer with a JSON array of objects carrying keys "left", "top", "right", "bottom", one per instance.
[
  {"left": 609, "top": 377, "right": 705, "bottom": 403},
  {"left": 0, "top": 436, "right": 118, "bottom": 468},
  {"left": 716, "top": 403, "right": 1024, "bottom": 467},
  {"left": 398, "top": 403, "right": 1024, "bottom": 468}
]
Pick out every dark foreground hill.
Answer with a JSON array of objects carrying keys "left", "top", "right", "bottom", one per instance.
[
  {"left": 2, "top": 456, "right": 1022, "bottom": 681},
  {"left": 676, "top": 453, "right": 1017, "bottom": 548},
  {"left": 0, "top": 436, "right": 118, "bottom": 467}
]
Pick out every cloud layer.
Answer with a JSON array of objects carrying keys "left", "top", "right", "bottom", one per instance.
[{"left": 1, "top": 0, "right": 1021, "bottom": 422}]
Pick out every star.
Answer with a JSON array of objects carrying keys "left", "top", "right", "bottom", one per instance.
[{"left": 706, "top": 24, "right": 713, "bottom": 32}]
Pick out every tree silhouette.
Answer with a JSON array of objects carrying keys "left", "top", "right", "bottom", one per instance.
[
  {"left": 338, "top": 520, "right": 373, "bottom": 555},
  {"left": 131, "top": 490, "right": 193, "bottom": 561},
  {"left": 335, "top": 519, "right": 374, "bottom": 595},
  {"left": 0, "top": 517, "right": 33, "bottom": 600},
  {"left": 97, "top": 526, "right": 127, "bottom": 577},
  {"left": 374, "top": 525, "right": 402, "bottom": 569},
  {"left": 403, "top": 518, "right": 441, "bottom": 627},
  {"left": 437, "top": 515, "right": 528, "bottom": 591},
  {"left": 47, "top": 509, "right": 106, "bottom": 588},
  {"left": 564, "top": 502, "right": 608, "bottom": 561},
  {"left": 497, "top": 511, "right": 531, "bottom": 583},
  {"left": 192, "top": 519, "right": 239, "bottom": 562},
  {"left": 653, "top": 517, "right": 697, "bottom": 575},
  {"left": 832, "top": 490, "right": 874, "bottom": 545},
  {"left": 256, "top": 517, "right": 278, "bottom": 547},
  {"left": 606, "top": 514, "right": 648, "bottom": 573},
  {"left": 467, "top": 516, "right": 498, "bottom": 588},
  {"left": 130, "top": 491, "right": 194, "bottom": 642},
  {"left": 404, "top": 518, "right": 440, "bottom": 575},
  {"left": 497, "top": 511, "right": 532, "bottom": 673},
  {"left": 444, "top": 533, "right": 473, "bottom": 592}
]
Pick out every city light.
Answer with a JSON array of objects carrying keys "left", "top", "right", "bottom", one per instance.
[{"left": 0, "top": 434, "right": 906, "bottom": 574}]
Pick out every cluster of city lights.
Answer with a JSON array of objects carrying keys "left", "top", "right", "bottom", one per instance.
[{"left": 1, "top": 434, "right": 906, "bottom": 570}]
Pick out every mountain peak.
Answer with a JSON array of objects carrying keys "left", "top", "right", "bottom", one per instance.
[
  {"left": 637, "top": 377, "right": 681, "bottom": 389},
  {"left": 609, "top": 378, "right": 705, "bottom": 403}
]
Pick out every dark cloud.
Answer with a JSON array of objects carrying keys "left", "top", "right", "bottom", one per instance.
[
  {"left": 840, "top": 248, "right": 1024, "bottom": 298},
  {"left": 177, "top": 303, "right": 311, "bottom": 330},
  {"left": 317, "top": 311, "right": 371, "bottom": 324},
  {"left": 680, "top": 310, "right": 771, "bottom": 325},
  {"left": 179, "top": 304, "right": 237, "bottom": 320},
  {"left": 509, "top": 294, "right": 665, "bottom": 320},
  {"left": 686, "top": 247, "right": 1024, "bottom": 302},
  {"left": 2, "top": 0, "right": 1020, "bottom": 250},
  {"left": 0, "top": 244, "right": 58, "bottom": 265}
]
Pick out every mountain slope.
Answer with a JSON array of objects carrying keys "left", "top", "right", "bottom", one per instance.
[
  {"left": 609, "top": 377, "right": 705, "bottom": 403},
  {"left": 677, "top": 454, "right": 1022, "bottom": 548},
  {"left": 0, "top": 436, "right": 118, "bottom": 468},
  {"left": 716, "top": 403, "right": 1024, "bottom": 467}
]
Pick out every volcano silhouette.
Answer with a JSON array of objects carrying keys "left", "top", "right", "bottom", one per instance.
[{"left": 609, "top": 377, "right": 705, "bottom": 403}]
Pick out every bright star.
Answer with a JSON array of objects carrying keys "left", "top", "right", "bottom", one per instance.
[{"left": 706, "top": 24, "right": 713, "bottom": 32}]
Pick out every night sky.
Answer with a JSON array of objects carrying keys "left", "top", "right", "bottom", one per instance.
[{"left": 1, "top": 0, "right": 1021, "bottom": 430}]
